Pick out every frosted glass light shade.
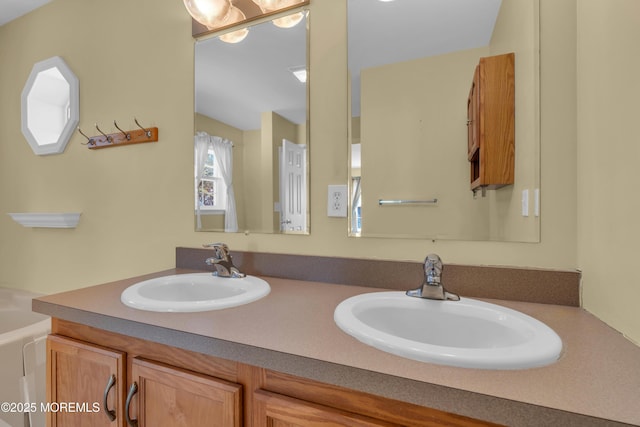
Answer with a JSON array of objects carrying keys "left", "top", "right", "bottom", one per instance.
[
  {"left": 272, "top": 11, "right": 304, "bottom": 28},
  {"left": 217, "top": 6, "right": 249, "bottom": 43},
  {"left": 183, "top": 0, "right": 231, "bottom": 27}
]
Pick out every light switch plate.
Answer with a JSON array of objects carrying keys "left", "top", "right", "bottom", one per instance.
[{"left": 521, "top": 189, "right": 529, "bottom": 217}]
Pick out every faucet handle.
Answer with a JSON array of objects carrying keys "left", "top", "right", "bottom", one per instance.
[
  {"left": 203, "top": 243, "right": 230, "bottom": 260},
  {"left": 423, "top": 254, "right": 443, "bottom": 284},
  {"left": 407, "top": 253, "right": 459, "bottom": 301},
  {"left": 202, "top": 243, "right": 245, "bottom": 278}
]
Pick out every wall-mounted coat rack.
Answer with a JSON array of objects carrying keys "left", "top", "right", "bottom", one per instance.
[{"left": 78, "top": 118, "right": 158, "bottom": 149}]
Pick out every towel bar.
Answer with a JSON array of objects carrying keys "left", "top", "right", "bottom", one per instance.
[{"left": 378, "top": 199, "right": 438, "bottom": 206}]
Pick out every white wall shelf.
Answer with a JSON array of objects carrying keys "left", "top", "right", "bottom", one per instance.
[{"left": 8, "top": 213, "right": 81, "bottom": 228}]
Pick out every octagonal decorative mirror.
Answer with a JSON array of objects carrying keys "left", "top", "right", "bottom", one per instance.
[{"left": 21, "top": 56, "right": 79, "bottom": 155}]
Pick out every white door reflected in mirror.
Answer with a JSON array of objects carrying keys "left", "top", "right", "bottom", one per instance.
[
  {"left": 21, "top": 56, "right": 79, "bottom": 155},
  {"left": 279, "top": 139, "right": 307, "bottom": 232}
]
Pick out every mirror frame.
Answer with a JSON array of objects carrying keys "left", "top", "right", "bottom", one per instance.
[
  {"left": 347, "top": 0, "right": 540, "bottom": 243},
  {"left": 193, "top": 8, "right": 311, "bottom": 235},
  {"left": 21, "top": 56, "right": 79, "bottom": 156}
]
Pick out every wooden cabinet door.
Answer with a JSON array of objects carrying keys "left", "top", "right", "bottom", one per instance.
[
  {"left": 129, "top": 358, "right": 241, "bottom": 427},
  {"left": 467, "top": 52, "right": 514, "bottom": 191},
  {"left": 253, "top": 389, "right": 399, "bottom": 427},
  {"left": 467, "top": 65, "right": 480, "bottom": 158},
  {"left": 47, "top": 335, "right": 126, "bottom": 427}
]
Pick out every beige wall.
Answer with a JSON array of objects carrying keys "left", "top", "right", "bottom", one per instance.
[
  {"left": 0, "top": 0, "right": 194, "bottom": 292},
  {"left": 488, "top": 0, "right": 540, "bottom": 242},
  {"left": 0, "top": 0, "right": 635, "bottom": 343},
  {"left": 576, "top": 0, "right": 640, "bottom": 344},
  {"left": 358, "top": 48, "right": 490, "bottom": 239},
  {"left": 242, "top": 129, "right": 262, "bottom": 231},
  {"left": 263, "top": 111, "right": 301, "bottom": 231}
]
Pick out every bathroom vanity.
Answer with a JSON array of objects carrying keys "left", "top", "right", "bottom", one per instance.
[{"left": 33, "top": 249, "right": 640, "bottom": 427}]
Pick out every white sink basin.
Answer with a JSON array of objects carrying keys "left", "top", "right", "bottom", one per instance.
[
  {"left": 121, "top": 273, "right": 270, "bottom": 312},
  {"left": 334, "top": 292, "right": 562, "bottom": 370}
]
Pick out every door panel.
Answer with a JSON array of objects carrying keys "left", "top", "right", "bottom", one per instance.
[
  {"left": 130, "top": 358, "right": 241, "bottom": 427},
  {"left": 253, "top": 389, "right": 398, "bottom": 427},
  {"left": 279, "top": 139, "right": 307, "bottom": 233},
  {"left": 47, "top": 335, "right": 126, "bottom": 427}
]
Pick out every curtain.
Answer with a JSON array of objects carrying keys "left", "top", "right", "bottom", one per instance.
[
  {"left": 194, "top": 132, "right": 210, "bottom": 230},
  {"left": 351, "top": 176, "right": 361, "bottom": 234},
  {"left": 211, "top": 135, "right": 239, "bottom": 232}
]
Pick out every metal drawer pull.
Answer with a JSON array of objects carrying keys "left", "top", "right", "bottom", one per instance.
[
  {"left": 102, "top": 374, "right": 116, "bottom": 422},
  {"left": 125, "top": 382, "right": 138, "bottom": 427}
]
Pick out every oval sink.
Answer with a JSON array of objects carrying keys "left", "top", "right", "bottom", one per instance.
[
  {"left": 334, "top": 292, "right": 562, "bottom": 370},
  {"left": 121, "top": 273, "right": 270, "bottom": 312}
]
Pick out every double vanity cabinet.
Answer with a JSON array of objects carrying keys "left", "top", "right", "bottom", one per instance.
[
  {"left": 34, "top": 250, "right": 640, "bottom": 427},
  {"left": 46, "top": 319, "right": 496, "bottom": 426}
]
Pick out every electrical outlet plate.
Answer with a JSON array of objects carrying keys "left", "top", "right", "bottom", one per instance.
[{"left": 328, "top": 185, "right": 348, "bottom": 217}]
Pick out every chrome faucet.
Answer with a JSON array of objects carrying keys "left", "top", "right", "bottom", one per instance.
[
  {"left": 406, "top": 254, "right": 460, "bottom": 301},
  {"left": 203, "top": 243, "right": 245, "bottom": 278}
]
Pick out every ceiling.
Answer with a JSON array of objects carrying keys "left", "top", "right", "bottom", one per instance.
[
  {"left": 348, "top": 0, "right": 501, "bottom": 116},
  {"left": 196, "top": 0, "right": 501, "bottom": 130},
  {"left": 348, "top": 0, "right": 501, "bottom": 73},
  {"left": 195, "top": 15, "right": 307, "bottom": 131},
  {"left": 0, "top": 0, "right": 52, "bottom": 27}
]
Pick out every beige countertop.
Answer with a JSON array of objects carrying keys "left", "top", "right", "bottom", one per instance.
[{"left": 33, "top": 269, "right": 640, "bottom": 427}]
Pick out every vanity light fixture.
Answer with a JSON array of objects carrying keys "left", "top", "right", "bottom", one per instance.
[
  {"left": 213, "top": 5, "right": 303, "bottom": 43},
  {"left": 183, "top": 0, "right": 232, "bottom": 28},
  {"left": 252, "top": 0, "right": 304, "bottom": 12},
  {"left": 184, "top": 0, "right": 250, "bottom": 43},
  {"left": 185, "top": 0, "right": 307, "bottom": 39},
  {"left": 217, "top": 6, "right": 249, "bottom": 43},
  {"left": 271, "top": 11, "right": 305, "bottom": 28},
  {"left": 219, "top": 27, "right": 249, "bottom": 43},
  {"left": 253, "top": 0, "right": 306, "bottom": 28}
]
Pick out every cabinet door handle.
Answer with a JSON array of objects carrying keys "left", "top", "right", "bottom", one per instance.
[
  {"left": 102, "top": 374, "right": 116, "bottom": 422},
  {"left": 125, "top": 382, "right": 138, "bottom": 427}
]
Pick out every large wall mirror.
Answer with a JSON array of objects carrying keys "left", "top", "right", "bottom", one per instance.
[
  {"left": 194, "top": 10, "right": 309, "bottom": 234},
  {"left": 21, "top": 56, "right": 79, "bottom": 156},
  {"left": 348, "top": 0, "right": 540, "bottom": 242}
]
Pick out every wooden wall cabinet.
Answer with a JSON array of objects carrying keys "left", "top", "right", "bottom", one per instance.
[
  {"left": 46, "top": 319, "right": 501, "bottom": 427},
  {"left": 467, "top": 52, "right": 515, "bottom": 192}
]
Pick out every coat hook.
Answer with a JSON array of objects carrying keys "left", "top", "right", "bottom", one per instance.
[
  {"left": 77, "top": 127, "right": 95, "bottom": 146},
  {"left": 113, "top": 120, "right": 131, "bottom": 140},
  {"left": 134, "top": 118, "right": 152, "bottom": 138},
  {"left": 95, "top": 123, "right": 113, "bottom": 143}
]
